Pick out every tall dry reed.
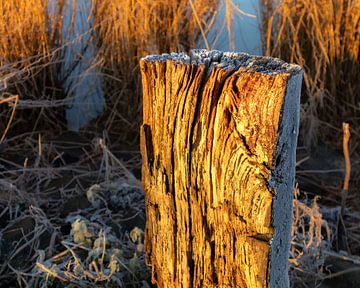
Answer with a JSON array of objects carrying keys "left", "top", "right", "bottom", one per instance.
[
  {"left": 0, "top": 0, "right": 67, "bottom": 59},
  {"left": 0, "top": 0, "right": 77, "bottom": 135},
  {"left": 260, "top": 0, "right": 360, "bottom": 149},
  {"left": 91, "top": 0, "right": 218, "bottom": 146},
  {"left": 0, "top": 0, "right": 219, "bottom": 145}
]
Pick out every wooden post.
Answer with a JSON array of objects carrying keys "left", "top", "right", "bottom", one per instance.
[{"left": 140, "top": 50, "right": 303, "bottom": 288}]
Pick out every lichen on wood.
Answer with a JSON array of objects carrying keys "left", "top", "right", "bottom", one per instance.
[{"left": 140, "top": 49, "right": 303, "bottom": 288}]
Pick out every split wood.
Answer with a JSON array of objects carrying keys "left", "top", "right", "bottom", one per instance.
[{"left": 140, "top": 50, "right": 303, "bottom": 288}]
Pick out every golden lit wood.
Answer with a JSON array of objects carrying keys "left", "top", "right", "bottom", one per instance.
[{"left": 140, "top": 50, "right": 303, "bottom": 288}]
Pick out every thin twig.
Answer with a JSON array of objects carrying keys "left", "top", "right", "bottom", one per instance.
[
  {"left": 341, "top": 122, "right": 351, "bottom": 212},
  {"left": 0, "top": 94, "right": 19, "bottom": 143},
  {"left": 189, "top": 0, "right": 210, "bottom": 50}
]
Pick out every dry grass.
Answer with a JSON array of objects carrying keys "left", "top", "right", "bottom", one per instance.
[
  {"left": 0, "top": 0, "right": 359, "bottom": 287},
  {"left": 0, "top": 0, "right": 91, "bottom": 136},
  {"left": 91, "top": 0, "right": 218, "bottom": 146},
  {"left": 290, "top": 185, "right": 332, "bottom": 286},
  {"left": 260, "top": 0, "right": 360, "bottom": 149},
  {"left": 0, "top": 130, "right": 146, "bottom": 287},
  {"left": 0, "top": 1, "right": 58, "bottom": 59}
]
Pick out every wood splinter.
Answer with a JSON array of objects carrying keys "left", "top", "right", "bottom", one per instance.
[{"left": 140, "top": 49, "right": 303, "bottom": 288}]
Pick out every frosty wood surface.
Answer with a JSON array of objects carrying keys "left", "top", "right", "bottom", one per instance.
[{"left": 140, "top": 49, "right": 302, "bottom": 288}]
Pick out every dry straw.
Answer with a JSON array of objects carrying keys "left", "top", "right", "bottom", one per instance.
[
  {"left": 91, "top": 0, "right": 218, "bottom": 146},
  {"left": 260, "top": 0, "right": 360, "bottom": 148},
  {"left": 0, "top": 0, "right": 81, "bottom": 136}
]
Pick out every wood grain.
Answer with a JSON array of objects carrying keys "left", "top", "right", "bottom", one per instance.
[{"left": 140, "top": 50, "right": 303, "bottom": 288}]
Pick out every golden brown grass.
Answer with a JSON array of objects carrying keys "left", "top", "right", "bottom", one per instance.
[
  {"left": 91, "top": 0, "right": 218, "bottom": 146},
  {"left": 0, "top": 0, "right": 226, "bottom": 144},
  {"left": 260, "top": 0, "right": 360, "bottom": 149},
  {"left": 0, "top": 0, "right": 68, "bottom": 59},
  {"left": 0, "top": 0, "right": 78, "bottom": 135}
]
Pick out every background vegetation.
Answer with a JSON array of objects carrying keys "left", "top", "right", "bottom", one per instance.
[{"left": 0, "top": 0, "right": 359, "bottom": 287}]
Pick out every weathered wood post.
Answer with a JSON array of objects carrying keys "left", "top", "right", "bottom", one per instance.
[{"left": 140, "top": 50, "right": 302, "bottom": 288}]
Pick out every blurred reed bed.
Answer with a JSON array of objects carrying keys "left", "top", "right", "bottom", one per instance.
[
  {"left": 0, "top": 0, "right": 66, "bottom": 59},
  {"left": 0, "top": 0, "right": 80, "bottom": 136},
  {"left": 260, "top": 0, "right": 360, "bottom": 151},
  {"left": 91, "top": 0, "right": 218, "bottom": 146}
]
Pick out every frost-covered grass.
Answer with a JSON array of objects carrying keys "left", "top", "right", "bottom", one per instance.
[{"left": 0, "top": 132, "right": 147, "bottom": 287}]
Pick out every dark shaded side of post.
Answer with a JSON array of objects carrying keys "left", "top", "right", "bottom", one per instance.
[{"left": 140, "top": 49, "right": 302, "bottom": 288}]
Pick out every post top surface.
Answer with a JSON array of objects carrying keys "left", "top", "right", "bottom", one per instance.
[{"left": 141, "top": 49, "right": 302, "bottom": 75}]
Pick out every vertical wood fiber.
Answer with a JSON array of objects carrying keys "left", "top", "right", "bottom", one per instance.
[{"left": 140, "top": 50, "right": 302, "bottom": 288}]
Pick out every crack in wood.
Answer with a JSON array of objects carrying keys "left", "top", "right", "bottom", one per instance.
[
  {"left": 142, "top": 124, "right": 154, "bottom": 175},
  {"left": 248, "top": 233, "right": 273, "bottom": 243},
  {"left": 140, "top": 50, "right": 302, "bottom": 288}
]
